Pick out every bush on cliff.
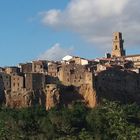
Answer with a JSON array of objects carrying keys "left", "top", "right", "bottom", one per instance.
[{"left": 0, "top": 100, "right": 139, "bottom": 140}]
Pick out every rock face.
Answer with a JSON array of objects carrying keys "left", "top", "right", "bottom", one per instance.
[
  {"left": 44, "top": 84, "right": 60, "bottom": 110},
  {"left": 59, "top": 84, "right": 96, "bottom": 108},
  {"left": 3, "top": 83, "right": 96, "bottom": 110},
  {"left": 78, "top": 84, "right": 96, "bottom": 108},
  {"left": 5, "top": 89, "right": 34, "bottom": 108},
  {"left": 4, "top": 89, "right": 46, "bottom": 108}
]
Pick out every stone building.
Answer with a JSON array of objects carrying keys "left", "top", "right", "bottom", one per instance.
[
  {"left": 62, "top": 55, "right": 89, "bottom": 65},
  {"left": 0, "top": 74, "right": 4, "bottom": 91},
  {"left": 19, "top": 60, "right": 48, "bottom": 73},
  {"left": 71, "top": 56, "right": 89, "bottom": 65},
  {"left": 0, "top": 67, "right": 5, "bottom": 72},
  {"left": 19, "top": 63, "right": 32, "bottom": 73},
  {"left": 58, "top": 63, "right": 94, "bottom": 87},
  {"left": 0, "top": 72, "right": 11, "bottom": 91},
  {"left": 125, "top": 54, "right": 140, "bottom": 68},
  {"left": 5, "top": 66, "right": 20, "bottom": 75},
  {"left": 111, "top": 32, "right": 126, "bottom": 57},
  {"left": 32, "top": 60, "right": 48, "bottom": 73},
  {"left": 47, "top": 62, "right": 59, "bottom": 77},
  {"left": 96, "top": 68, "right": 140, "bottom": 104},
  {"left": 25, "top": 73, "right": 45, "bottom": 90},
  {"left": 11, "top": 74, "right": 24, "bottom": 92}
]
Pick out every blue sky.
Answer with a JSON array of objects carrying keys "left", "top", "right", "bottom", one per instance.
[{"left": 0, "top": 0, "right": 140, "bottom": 66}]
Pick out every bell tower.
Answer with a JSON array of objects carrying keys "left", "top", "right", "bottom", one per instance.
[{"left": 111, "top": 32, "right": 125, "bottom": 57}]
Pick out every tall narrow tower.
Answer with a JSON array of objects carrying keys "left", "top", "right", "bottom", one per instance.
[{"left": 111, "top": 32, "right": 125, "bottom": 57}]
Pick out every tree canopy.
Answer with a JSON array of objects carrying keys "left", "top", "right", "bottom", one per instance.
[{"left": 0, "top": 99, "right": 139, "bottom": 140}]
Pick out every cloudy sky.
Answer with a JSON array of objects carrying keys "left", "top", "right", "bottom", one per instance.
[{"left": 0, "top": 0, "right": 140, "bottom": 66}]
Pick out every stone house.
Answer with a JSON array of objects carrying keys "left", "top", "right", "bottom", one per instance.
[
  {"left": 32, "top": 60, "right": 48, "bottom": 73},
  {"left": 25, "top": 73, "right": 45, "bottom": 90},
  {"left": 62, "top": 55, "right": 89, "bottom": 65},
  {"left": 47, "top": 62, "right": 59, "bottom": 77},
  {"left": 11, "top": 74, "right": 24, "bottom": 92},
  {"left": 125, "top": 55, "right": 140, "bottom": 68},
  {"left": 58, "top": 63, "right": 94, "bottom": 87},
  {"left": 19, "top": 63, "right": 32, "bottom": 73},
  {"left": 0, "top": 72, "right": 11, "bottom": 91},
  {"left": 0, "top": 67, "right": 5, "bottom": 72},
  {"left": 5, "top": 66, "right": 20, "bottom": 75},
  {"left": 96, "top": 68, "right": 140, "bottom": 103}
]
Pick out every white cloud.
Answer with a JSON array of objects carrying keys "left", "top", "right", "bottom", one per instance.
[
  {"left": 39, "top": 0, "right": 140, "bottom": 48},
  {"left": 38, "top": 43, "right": 74, "bottom": 61}
]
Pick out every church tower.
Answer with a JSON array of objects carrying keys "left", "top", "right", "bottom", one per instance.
[{"left": 111, "top": 32, "right": 125, "bottom": 57}]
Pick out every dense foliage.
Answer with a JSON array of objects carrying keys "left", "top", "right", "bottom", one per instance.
[{"left": 0, "top": 100, "right": 140, "bottom": 140}]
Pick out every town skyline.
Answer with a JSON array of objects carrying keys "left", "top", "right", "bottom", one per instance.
[
  {"left": 0, "top": 31, "right": 140, "bottom": 110},
  {"left": 0, "top": 0, "right": 140, "bottom": 66}
]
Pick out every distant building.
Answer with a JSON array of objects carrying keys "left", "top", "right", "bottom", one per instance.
[
  {"left": 58, "top": 63, "right": 94, "bottom": 87},
  {"left": 0, "top": 72, "right": 11, "bottom": 91},
  {"left": 125, "top": 54, "right": 140, "bottom": 68},
  {"left": 19, "top": 63, "right": 32, "bottom": 73},
  {"left": 25, "top": 73, "right": 45, "bottom": 90},
  {"left": 47, "top": 62, "right": 59, "bottom": 77},
  {"left": 111, "top": 32, "right": 126, "bottom": 57},
  {"left": 5, "top": 66, "right": 20, "bottom": 75},
  {"left": 11, "top": 74, "right": 24, "bottom": 92},
  {"left": 0, "top": 67, "right": 5, "bottom": 73},
  {"left": 96, "top": 68, "right": 140, "bottom": 103},
  {"left": 62, "top": 55, "right": 89, "bottom": 65},
  {"left": 32, "top": 60, "right": 48, "bottom": 73}
]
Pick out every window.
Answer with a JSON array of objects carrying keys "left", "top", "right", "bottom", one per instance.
[
  {"left": 115, "top": 45, "right": 118, "bottom": 50},
  {"left": 13, "top": 83, "right": 15, "bottom": 87},
  {"left": 115, "top": 36, "right": 117, "bottom": 40}
]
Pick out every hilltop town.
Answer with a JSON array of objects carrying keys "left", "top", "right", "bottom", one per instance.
[{"left": 0, "top": 32, "right": 140, "bottom": 110}]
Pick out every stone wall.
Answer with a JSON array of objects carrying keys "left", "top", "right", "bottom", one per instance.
[
  {"left": 58, "top": 63, "right": 94, "bottom": 87},
  {"left": 96, "top": 68, "right": 140, "bottom": 104}
]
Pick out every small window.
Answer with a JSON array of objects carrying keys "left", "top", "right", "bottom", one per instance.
[
  {"left": 115, "top": 45, "right": 117, "bottom": 50},
  {"left": 13, "top": 83, "right": 15, "bottom": 87},
  {"left": 115, "top": 36, "right": 117, "bottom": 40}
]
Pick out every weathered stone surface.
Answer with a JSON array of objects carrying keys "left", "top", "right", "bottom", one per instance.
[
  {"left": 78, "top": 84, "right": 96, "bottom": 108},
  {"left": 44, "top": 84, "right": 60, "bottom": 110},
  {"left": 96, "top": 68, "right": 140, "bottom": 104},
  {"left": 4, "top": 89, "right": 34, "bottom": 108},
  {"left": 59, "top": 84, "right": 96, "bottom": 108}
]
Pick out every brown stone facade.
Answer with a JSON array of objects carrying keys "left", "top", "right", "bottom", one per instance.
[
  {"left": 25, "top": 73, "right": 45, "bottom": 90},
  {"left": 96, "top": 68, "right": 140, "bottom": 104},
  {"left": 11, "top": 74, "right": 24, "bottom": 92},
  {"left": 0, "top": 32, "right": 140, "bottom": 110},
  {"left": 111, "top": 32, "right": 125, "bottom": 57},
  {"left": 58, "top": 63, "right": 94, "bottom": 87}
]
